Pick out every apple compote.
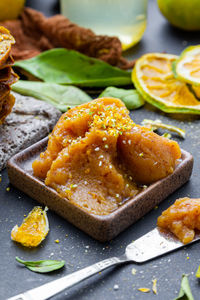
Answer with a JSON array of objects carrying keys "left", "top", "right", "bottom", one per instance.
[
  {"left": 157, "top": 197, "right": 200, "bottom": 244},
  {"left": 33, "top": 98, "right": 181, "bottom": 215}
]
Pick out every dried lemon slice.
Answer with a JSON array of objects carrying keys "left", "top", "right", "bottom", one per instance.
[
  {"left": 132, "top": 53, "right": 200, "bottom": 114},
  {"left": 174, "top": 45, "right": 200, "bottom": 86},
  {"left": 11, "top": 206, "right": 49, "bottom": 247}
]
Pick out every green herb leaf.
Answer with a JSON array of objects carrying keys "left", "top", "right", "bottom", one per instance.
[
  {"left": 16, "top": 257, "right": 65, "bottom": 273},
  {"left": 196, "top": 265, "right": 200, "bottom": 278},
  {"left": 12, "top": 80, "right": 92, "bottom": 111},
  {"left": 99, "top": 87, "right": 144, "bottom": 110},
  {"left": 141, "top": 119, "right": 186, "bottom": 139},
  {"left": 174, "top": 275, "right": 194, "bottom": 300},
  {"left": 14, "top": 49, "right": 132, "bottom": 87}
]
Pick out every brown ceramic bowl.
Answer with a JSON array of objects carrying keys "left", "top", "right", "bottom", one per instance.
[{"left": 7, "top": 137, "right": 193, "bottom": 242}]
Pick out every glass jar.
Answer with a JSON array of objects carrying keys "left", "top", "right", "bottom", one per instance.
[{"left": 60, "top": 0, "right": 148, "bottom": 50}]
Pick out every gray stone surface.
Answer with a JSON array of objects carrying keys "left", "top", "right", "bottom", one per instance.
[{"left": 0, "top": 92, "right": 61, "bottom": 170}]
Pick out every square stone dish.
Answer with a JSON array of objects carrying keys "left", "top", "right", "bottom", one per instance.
[{"left": 7, "top": 137, "right": 193, "bottom": 242}]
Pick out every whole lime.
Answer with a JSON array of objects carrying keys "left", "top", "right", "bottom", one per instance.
[
  {"left": 157, "top": 0, "right": 200, "bottom": 31},
  {"left": 0, "top": 0, "right": 25, "bottom": 21}
]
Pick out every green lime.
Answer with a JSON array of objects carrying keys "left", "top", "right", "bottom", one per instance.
[{"left": 157, "top": 0, "right": 200, "bottom": 31}]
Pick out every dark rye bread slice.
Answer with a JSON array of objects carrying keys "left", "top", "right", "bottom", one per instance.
[{"left": 0, "top": 92, "right": 61, "bottom": 170}]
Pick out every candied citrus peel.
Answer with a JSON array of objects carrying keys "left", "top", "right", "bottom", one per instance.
[{"left": 11, "top": 206, "right": 49, "bottom": 247}]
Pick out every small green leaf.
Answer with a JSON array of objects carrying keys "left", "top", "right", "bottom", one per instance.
[
  {"left": 12, "top": 81, "right": 92, "bottom": 111},
  {"left": 14, "top": 48, "right": 132, "bottom": 87},
  {"left": 16, "top": 257, "right": 65, "bottom": 273},
  {"left": 196, "top": 265, "right": 200, "bottom": 278},
  {"left": 174, "top": 275, "right": 194, "bottom": 300},
  {"left": 99, "top": 87, "right": 144, "bottom": 110}
]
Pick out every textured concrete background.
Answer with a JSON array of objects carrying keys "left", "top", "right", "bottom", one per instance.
[{"left": 0, "top": 92, "right": 61, "bottom": 170}]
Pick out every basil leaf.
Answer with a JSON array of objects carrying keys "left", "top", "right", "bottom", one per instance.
[
  {"left": 16, "top": 257, "right": 65, "bottom": 273},
  {"left": 99, "top": 87, "right": 144, "bottom": 110},
  {"left": 14, "top": 48, "right": 132, "bottom": 87},
  {"left": 174, "top": 275, "right": 194, "bottom": 300},
  {"left": 12, "top": 80, "right": 92, "bottom": 111}
]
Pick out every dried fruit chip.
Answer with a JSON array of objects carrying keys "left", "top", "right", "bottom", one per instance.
[
  {"left": 0, "top": 26, "right": 15, "bottom": 66},
  {"left": 11, "top": 206, "right": 49, "bottom": 247},
  {"left": 132, "top": 53, "right": 200, "bottom": 114},
  {"left": 0, "top": 93, "right": 15, "bottom": 124},
  {"left": 0, "top": 26, "right": 18, "bottom": 125},
  {"left": 173, "top": 45, "right": 200, "bottom": 86}
]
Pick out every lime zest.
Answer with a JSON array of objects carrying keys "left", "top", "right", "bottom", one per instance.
[
  {"left": 196, "top": 265, "right": 200, "bottom": 278},
  {"left": 138, "top": 288, "right": 150, "bottom": 293}
]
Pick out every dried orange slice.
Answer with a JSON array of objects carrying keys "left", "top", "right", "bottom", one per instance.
[
  {"left": 132, "top": 53, "right": 200, "bottom": 114},
  {"left": 173, "top": 45, "right": 200, "bottom": 86},
  {"left": 11, "top": 206, "right": 49, "bottom": 247},
  {"left": 0, "top": 26, "right": 15, "bottom": 66},
  {"left": 0, "top": 94, "right": 15, "bottom": 124}
]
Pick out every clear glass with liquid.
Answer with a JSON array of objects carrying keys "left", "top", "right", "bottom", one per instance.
[{"left": 60, "top": 0, "right": 148, "bottom": 50}]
